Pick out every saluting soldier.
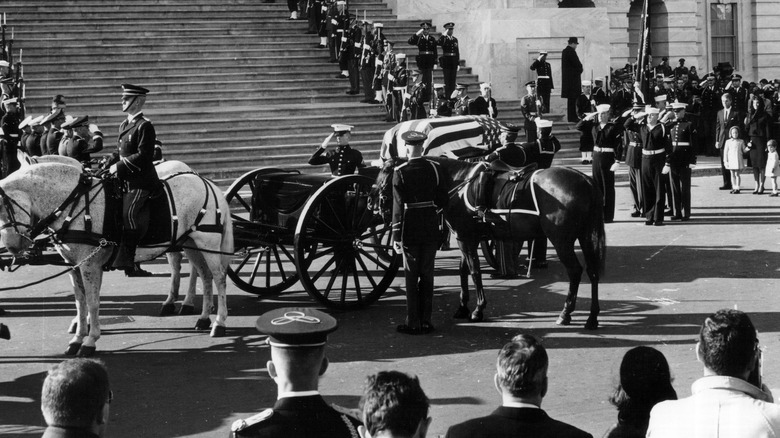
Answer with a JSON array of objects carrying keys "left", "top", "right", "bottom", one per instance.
[
  {"left": 623, "top": 103, "right": 645, "bottom": 218},
  {"left": 392, "top": 131, "right": 450, "bottom": 335},
  {"left": 308, "top": 124, "right": 364, "bottom": 176},
  {"left": 452, "top": 84, "right": 470, "bottom": 116},
  {"left": 662, "top": 77, "right": 677, "bottom": 103},
  {"left": 408, "top": 22, "right": 438, "bottom": 103},
  {"left": 230, "top": 307, "right": 361, "bottom": 437},
  {"left": 520, "top": 81, "right": 542, "bottom": 142},
  {"left": 61, "top": 115, "right": 104, "bottom": 166},
  {"left": 665, "top": 102, "right": 695, "bottom": 221},
  {"left": 530, "top": 50, "right": 553, "bottom": 113},
  {"left": 342, "top": 14, "right": 361, "bottom": 94},
  {"left": 107, "top": 84, "right": 160, "bottom": 271},
  {"left": 437, "top": 22, "right": 460, "bottom": 99},
  {"left": 432, "top": 83, "right": 452, "bottom": 117},
  {"left": 625, "top": 106, "right": 671, "bottom": 226}
]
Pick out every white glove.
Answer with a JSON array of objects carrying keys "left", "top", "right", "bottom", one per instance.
[
  {"left": 416, "top": 29, "right": 423, "bottom": 35},
  {"left": 370, "top": 159, "right": 383, "bottom": 167},
  {"left": 393, "top": 241, "right": 403, "bottom": 254},
  {"left": 689, "top": 163, "right": 696, "bottom": 169},
  {"left": 715, "top": 142, "right": 720, "bottom": 150},
  {"left": 457, "top": 65, "right": 460, "bottom": 71},
  {"left": 321, "top": 133, "right": 334, "bottom": 149},
  {"left": 109, "top": 163, "right": 117, "bottom": 174},
  {"left": 88, "top": 123, "right": 100, "bottom": 134},
  {"left": 662, "top": 164, "right": 670, "bottom": 175},
  {"left": 429, "top": 109, "right": 438, "bottom": 116},
  {"left": 609, "top": 162, "right": 619, "bottom": 172},
  {"left": 450, "top": 90, "right": 459, "bottom": 99}
]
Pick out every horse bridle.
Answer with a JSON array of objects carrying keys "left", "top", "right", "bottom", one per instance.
[{"left": 0, "top": 186, "right": 35, "bottom": 245}]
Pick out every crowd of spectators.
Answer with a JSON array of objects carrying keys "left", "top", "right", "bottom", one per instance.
[{"left": 36, "top": 307, "right": 778, "bottom": 438}]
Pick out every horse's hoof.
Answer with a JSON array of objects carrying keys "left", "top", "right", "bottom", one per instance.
[
  {"left": 68, "top": 320, "right": 78, "bottom": 334},
  {"left": 0, "top": 307, "right": 5, "bottom": 316},
  {"left": 556, "top": 315, "right": 572, "bottom": 326},
  {"left": 65, "top": 343, "right": 82, "bottom": 356},
  {"left": 469, "top": 311, "right": 484, "bottom": 323},
  {"left": 159, "top": 303, "right": 176, "bottom": 316},
  {"left": 179, "top": 304, "right": 195, "bottom": 316},
  {"left": 0, "top": 323, "right": 10, "bottom": 340},
  {"left": 210, "top": 325, "right": 226, "bottom": 337},
  {"left": 77, "top": 345, "right": 96, "bottom": 357},
  {"left": 453, "top": 305, "right": 470, "bottom": 319},
  {"left": 584, "top": 319, "right": 599, "bottom": 330},
  {"left": 195, "top": 318, "right": 211, "bottom": 331}
]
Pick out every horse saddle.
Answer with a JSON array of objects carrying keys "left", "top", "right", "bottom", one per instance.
[
  {"left": 490, "top": 161, "right": 538, "bottom": 182},
  {"left": 492, "top": 168, "right": 540, "bottom": 215},
  {"left": 103, "top": 176, "right": 173, "bottom": 247}
]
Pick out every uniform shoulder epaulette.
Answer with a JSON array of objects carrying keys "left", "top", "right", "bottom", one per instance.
[
  {"left": 231, "top": 408, "right": 274, "bottom": 433},
  {"left": 331, "top": 403, "right": 361, "bottom": 421},
  {"left": 394, "top": 161, "right": 409, "bottom": 171}
]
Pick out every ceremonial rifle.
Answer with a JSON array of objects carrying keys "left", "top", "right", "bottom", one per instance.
[{"left": 0, "top": 14, "right": 6, "bottom": 62}]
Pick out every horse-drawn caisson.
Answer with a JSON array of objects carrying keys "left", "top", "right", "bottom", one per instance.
[{"left": 0, "top": 115, "right": 606, "bottom": 355}]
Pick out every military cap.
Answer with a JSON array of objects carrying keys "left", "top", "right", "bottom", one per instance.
[
  {"left": 336, "top": 0, "right": 346, "bottom": 4},
  {"left": 41, "top": 108, "right": 64, "bottom": 124},
  {"left": 52, "top": 95, "right": 66, "bottom": 106},
  {"left": 61, "top": 115, "right": 89, "bottom": 129},
  {"left": 596, "top": 104, "right": 611, "bottom": 114},
  {"left": 420, "top": 22, "right": 431, "bottom": 29},
  {"left": 732, "top": 73, "right": 742, "bottom": 80},
  {"left": 525, "top": 81, "right": 536, "bottom": 87},
  {"left": 455, "top": 84, "right": 467, "bottom": 90},
  {"left": 374, "top": 23, "right": 383, "bottom": 28},
  {"left": 654, "top": 94, "right": 667, "bottom": 102},
  {"left": 535, "top": 119, "right": 553, "bottom": 129},
  {"left": 443, "top": 22, "right": 455, "bottom": 29},
  {"left": 706, "top": 74, "right": 716, "bottom": 80},
  {"left": 671, "top": 102, "right": 687, "bottom": 110},
  {"left": 646, "top": 107, "right": 660, "bottom": 114},
  {"left": 679, "top": 58, "right": 685, "bottom": 63},
  {"left": 121, "top": 83, "right": 149, "bottom": 97},
  {"left": 2, "top": 97, "right": 18, "bottom": 106},
  {"left": 433, "top": 83, "right": 444, "bottom": 89},
  {"left": 256, "top": 307, "right": 338, "bottom": 348},
  {"left": 331, "top": 124, "right": 353, "bottom": 134},
  {"left": 61, "top": 115, "right": 76, "bottom": 127},
  {"left": 362, "top": 19, "right": 373, "bottom": 26},
  {"left": 633, "top": 102, "right": 644, "bottom": 110},
  {"left": 568, "top": 36, "right": 579, "bottom": 44},
  {"left": 661, "top": 56, "right": 668, "bottom": 61},
  {"left": 401, "top": 130, "right": 427, "bottom": 145},
  {"left": 581, "top": 80, "right": 591, "bottom": 87},
  {"left": 500, "top": 123, "right": 521, "bottom": 133},
  {"left": 594, "top": 78, "right": 603, "bottom": 85},
  {"left": 396, "top": 53, "right": 406, "bottom": 60},
  {"left": 539, "top": 50, "right": 548, "bottom": 55},
  {"left": 662, "top": 77, "right": 673, "bottom": 83},
  {"left": 17, "top": 116, "right": 33, "bottom": 130},
  {"left": 0, "top": 60, "right": 8, "bottom": 68}
]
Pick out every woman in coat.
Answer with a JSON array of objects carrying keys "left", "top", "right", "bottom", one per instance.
[{"left": 744, "top": 94, "right": 773, "bottom": 193}]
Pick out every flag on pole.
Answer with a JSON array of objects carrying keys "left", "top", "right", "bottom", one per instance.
[{"left": 635, "top": 0, "right": 651, "bottom": 104}]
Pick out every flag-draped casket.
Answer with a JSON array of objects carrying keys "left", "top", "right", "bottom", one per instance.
[{"left": 380, "top": 115, "right": 507, "bottom": 159}]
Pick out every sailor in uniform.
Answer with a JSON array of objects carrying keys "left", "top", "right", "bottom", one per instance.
[
  {"left": 230, "top": 307, "right": 361, "bottom": 438},
  {"left": 625, "top": 106, "right": 671, "bottom": 226},
  {"left": 392, "top": 131, "right": 450, "bottom": 335},
  {"left": 308, "top": 124, "right": 364, "bottom": 176},
  {"left": 623, "top": 103, "right": 645, "bottom": 218}
]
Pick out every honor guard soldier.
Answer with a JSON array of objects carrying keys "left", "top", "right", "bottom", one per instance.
[
  {"left": 727, "top": 73, "right": 749, "bottom": 114},
  {"left": 358, "top": 20, "right": 378, "bottom": 103},
  {"left": 591, "top": 78, "right": 609, "bottom": 106},
  {"left": 530, "top": 50, "right": 553, "bottom": 113},
  {"left": 403, "top": 71, "right": 427, "bottom": 121},
  {"left": 0, "top": 97, "right": 21, "bottom": 178},
  {"left": 17, "top": 115, "right": 33, "bottom": 155},
  {"left": 392, "top": 131, "right": 450, "bottom": 335},
  {"left": 452, "top": 84, "right": 470, "bottom": 116},
  {"left": 328, "top": 1, "right": 347, "bottom": 65},
  {"left": 342, "top": 14, "right": 361, "bottom": 94},
  {"left": 524, "top": 118, "right": 560, "bottom": 269},
  {"left": 316, "top": 0, "right": 331, "bottom": 48},
  {"left": 469, "top": 83, "right": 498, "bottom": 118},
  {"left": 437, "top": 22, "right": 460, "bottom": 99},
  {"left": 662, "top": 77, "right": 677, "bottom": 103},
  {"left": 408, "top": 22, "right": 437, "bottom": 103},
  {"left": 108, "top": 84, "right": 161, "bottom": 271},
  {"left": 625, "top": 106, "right": 671, "bottom": 226},
  {"left": 700, "top": 74, "right": 723, "bottom": 156},
  {"left": 624, "top": 103, "right": 645, "bottom": 217},
  {"left": 380, "top": 39, "right": 396, "bottom": 115},
  {"left": 308, "top": 124, "right": 364, "bottom": 176},
  {"left": 41, "top": 96, "right": 68, "bottom": 156},
  {"left": 230, "top": 307, "right": 361, "bottom": 438},
  {"left": 521, "top": 81, "right": 542, "bottom": 142},
  {"left": 388, "top": 55, "right": 409, "bottom": 123},
  {"left": 665, "top": 102, "right": 695, "bottom": 221},
  {"left": 576, "top": 80, "right": 594, "bottom": 164},
  {"left": 61, "top": 115, "right": 104, "bottom": 166},
  {"left": 369, "top": 23, "right": 386, "bottom": 104}
]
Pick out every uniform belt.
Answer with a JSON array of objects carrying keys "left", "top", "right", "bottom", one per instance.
[
  {"left": 8, "top": 134, "right": 19, "bottom": 137},
  {"left": 629, "top": 142, "right": 639, "bottom": 146},
  {"left": 642, "top": 148, "right": 665, "bottom": 156},
  {"left": 393, "top": 86, "right": 407, "bottom": 91},
  {"left": 673, "top": 142, "right": 691, "bottom": 146},
  {"left": 405, "top": 201, "right": 436, "bottom": 209},
  {"left": 443, "top": 52, "right": 457, "bottom": 56},
  {"left": 593, "top": 147, "right": 615, "bottom": 153},
  {"left": 537, "top": 76, "right": 551, "bottom": 79},
  {"left": 418, "top": 51, "right": 434, "bottom": 55}
]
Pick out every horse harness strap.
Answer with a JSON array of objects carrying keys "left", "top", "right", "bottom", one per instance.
[
  {"left": 26, "top": 174, "right": 94, "bottom": 240},
  {"left": 161, "top": 172, "right": 223, "bottom": 251}
]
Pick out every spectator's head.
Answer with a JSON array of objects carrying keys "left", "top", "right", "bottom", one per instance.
[
  {"left": 697, "top": 309, "right": 759, "bottom": 379},
  {"left": 256, "top": 308, "right": 338, "bottom": 393},
  {"left": 480, "top": 83, "right": 491, "bottom": 98},
  {"left": 661, "top": 56, "right": 669, "bottom": 65},
  {"left": 609, "top": 347, "right": 677, "bottom": 430},
  {"left": 567, "top": 36, "right": 579, "bottom": 48},
  {"left": 676, "top": 78, "right": 685, "bottom": 90},
  {"left": 495, "top": 334, "right": 548, "bottom": 404},
  {"left": 41, "top": 359, "right": 111, "bottom": 436},
  {"left": 729, "top": 126, "right": 741, "bottom": 140},
  {"left": 690, "top": 66, "right": 697, "bottom": 74},
  {"left": 721, "top": 92, "right": 732, "bottom": 109},
  {"left": 682, "top": 73, "right": 689, "bottom": 84},
  {"left": 750, "top": 94, "right": 765, "bottom": 112},
  {"left": 678, "top": 58, "right": 685, "bottom": 66},
  {"left": 359, "top": 371, "right": 431, "bottom": 438}
]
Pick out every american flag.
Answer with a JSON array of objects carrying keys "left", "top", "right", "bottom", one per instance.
[{"left": 380, "top": 115, "right": 507, "bottom": 160}]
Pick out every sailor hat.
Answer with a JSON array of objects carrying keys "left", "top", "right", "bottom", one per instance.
[
  {"left": 396, "top": 53, "right": 406, "bottom": 60},
  {"left": 433, "top": 83, "right": 444, "bottom": 89},
  {"left": 671, "top": 102, "right": 687, "bottom": 110},
  {"left": 646, "top": 107, "right": 660, "bottom": 114},
  {"left": 581, "top": 80, "right": 592, "bottom": 87},
  {"left": 596, "top": 104, "right": 611, "bottom": 114},
  {"left": 654, "top": 94, "right": 667, "bottom": 102},
  {"left": 535, "top": 119, "right": 553, "bottom": 129}
]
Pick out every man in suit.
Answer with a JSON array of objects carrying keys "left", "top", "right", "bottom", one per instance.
[
  {"left": 359, "top": 371, "right": 431, "bottom": 438},
  {"left": 437, "top": 22, "right": 460, "bottom": 99},
  {"left": 446, "top": 334, "right": 593, "bottom": 438},
  {"left": 408, "top": 22, "right": 438, "bottom": 103},
  {"left": 715, "top": 92, "right": 743, "bottom": 190},
  {"left": 392, "top": 131, "right": 450, "bottom": 335},
  {"left": 561, "top": 37, "right": 583, "bottom": 123},
  {"left": 309, "top": 124, "right": 364, "bottom": 176},
  {"left": 108, "top": 84, "right": 160, "bottom": 271},
  {"left": 231, "top": 308, "right": 361, "bottom": 437},
  {"left": 530, "top": 50, "right": 553, "bottom": 113},
  {"left": 469, "top": 83, "right": 498, "bottom": 118}
]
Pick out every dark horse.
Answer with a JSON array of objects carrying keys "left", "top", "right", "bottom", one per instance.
[{"left": 373, "top": 157, "right": 606, "bottom": 329}]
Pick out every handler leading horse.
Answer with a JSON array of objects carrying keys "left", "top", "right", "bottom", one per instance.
[
  {"left": 374, "top": 157, "right": 605, "bottom": 329},
  {"left": 0, "top": 162, "right": 233, "bottom": 356}
]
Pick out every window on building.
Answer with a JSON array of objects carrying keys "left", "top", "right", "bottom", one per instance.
[{"left": 711, "top": 4, "right": 737, "bottom": 68}]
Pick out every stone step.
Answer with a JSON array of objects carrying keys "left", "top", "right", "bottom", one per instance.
[
  {"left": 1, "top": 0, "right": 390, "bottom": 7},
  {"left": 18, "top": 40, "right": 426, "bottom": 53},
  {"left": 6, "top": 9, "right": 394, "bottom": 20}
]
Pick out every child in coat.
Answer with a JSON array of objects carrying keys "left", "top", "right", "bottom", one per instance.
[
  {"left": 723, "top": 126, "right": 747, "bottom": 194},
  {"left": 766, "top": 140, "right": 780, "bottom": 196}
]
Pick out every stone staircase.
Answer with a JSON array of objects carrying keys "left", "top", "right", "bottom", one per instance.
[{"left": 4, "top": 0, "right": 582, "bottom": 184}]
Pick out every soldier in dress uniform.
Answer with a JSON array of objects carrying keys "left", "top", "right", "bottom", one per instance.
[
  {"left": 388, "top": 57, "right": 409, "bottom": 123},
  {"left": 727, "top": 73, "right": 749, "bottom": 114},
  {"left": 674, "top": 58, "right": 689, "bottom": 79},
  {"left": 437, "top": 22, "right": 460, "bottom": 99},
  {"left": 407, "top": 22, "right": 437, "bottom": 103},
  {"left": 230, "top": 307, "right": 361, "bottom": 438},
  {"left": 403, "top": 72, "right": 427, "bottom": 121},
  {"left": 662, "top": 77, "right": 677, "bottom": 103},
  {"left": 380, "top": 39, "right": 396, "bottom": 117},
  {"left": 700, "top": 74, "right": 722, "bottom": 157},
  {"left": 17, "top": 115, "right": 33, "bottom": 155},
  {"left": 469, "top": 82, "right": 498, "bottom": 118},
  {"left": 392, "top": 131, "right": 450, "bottom": 335},
  {"left": 370, "top": 23, "right": 386, "bottom": 104},
  {"left": 521, "top": 81, "right": 542, "bottom": 142},
  {"left": 316, "top": 0, "right": 331, "bottom": 48},
  {"left": 576, "top": 80, "right": 594, "bottom": 164},
  {"left": 452, "top": 83, "right": 470, "bottom": 116},
  {"left": 107, "top": 84, "right": 161, "bottom": 271},
  {"left": 308, "top": 124, "right": 364, "bottom": 176},
  {"left": 625, "top": 106, "right": 671, "bottom": 226},
  {"left": 530, "top": 50, "right": 553, "bottom": 113},
  {"left": 42, "top": 108, "right": 67, "bottom": 156},
  {"left": 342, "top": 14, "right": 361, "bottom": 94},
  {"left": 591, "top": 78, "right": 609, "bottom": 106},
  {"left": 665, "top": 102, "right": 695, "bottom": 221},
  {"left": 329, "top": 1, "right": 348, "bottom": 68},
  {"left": 61, "top": 115, "right": 104, "bottom": 166},
  {"left": 358, "top": 20, "right": 378, "bottom": 104},
  {"left": 623, "top": 103, "right": 645, "bottom": 218},
  {"left": 0, "top": 97, "right": 21, "bottom": 178}
]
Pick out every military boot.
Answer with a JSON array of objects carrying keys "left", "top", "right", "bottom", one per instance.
[{"left": 112, "top": 232, "right": 139, "bottom": 271}]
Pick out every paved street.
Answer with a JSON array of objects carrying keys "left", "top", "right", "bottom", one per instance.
[{"left": 1, "top": 174, "right": 779, "bottom": 438}]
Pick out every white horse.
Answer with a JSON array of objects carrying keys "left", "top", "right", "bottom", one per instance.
[
  {"left": 0, "top": 162, "right": 233, "bottom": 356},
  {"left": 17, "top": 154, "right": 213, "bottom": 317}
]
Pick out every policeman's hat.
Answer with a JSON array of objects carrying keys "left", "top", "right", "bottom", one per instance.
[
  {"left": 525, "top": 81, "right": 536, "bottom": 87},
  {"left": 401, "top": 130, "right": 427, "bottom": 145},
  {"left": 420, "top": 22, "right": 431, "bottom": 29},
  {"left": 443, "top": 22, "right": 455, "bottom": 29},
  {"left": 256, "top": 307, "right": 338, "bottom": 348},
  {"left": 331, "top": 124, "right": 353, "bottom": 135},
  {"left": 535, "top": 119, "right": 553, "bottom": 129},
  {"left": 121, "top": 83, "right": 150, "bottom": 97},
  {"left": 731, "top": 73, "right": 742, "bottom": 80},
  {"left": 594, "top": 78, "right": 603, "bottom": 85},
  {"left": 61, "top": 115, "right": 89, "bottom": 129},
  {"left": 567, "top": 36, "right": 579, "bottom": 44},
  {"left": 500, "top": 123, "right": 521, "bottom": 133}
]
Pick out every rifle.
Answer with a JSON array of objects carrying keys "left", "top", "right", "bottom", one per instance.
[
  {"left": 15, "top": 58, "right": 24, "bottom": 118},
  {"left": 1, "top": 14, "right": 6, "bottom": 62}
]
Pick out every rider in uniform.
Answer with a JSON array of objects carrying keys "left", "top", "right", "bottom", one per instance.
[
  {"left": 109, "top": 84, "right": 160, "bottom": 271},
  {"left": 308, "top": 124, "right": 364, "bottom": 176},
  {"left": 230, "top": 307, "right": 361, "bottom": 437},
  {"left": 392, "top": 131, "right": 450, "bottom": 335}
]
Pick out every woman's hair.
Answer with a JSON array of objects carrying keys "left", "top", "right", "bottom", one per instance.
[
  {"left": 751, "top": 94, "right": 765, "bottom": 112},
  {"left": 729, "top": 126, "right": 741, "bottom": 137},
  {"left": 609, "top": 346, "right": 677, "bottom": 430}
]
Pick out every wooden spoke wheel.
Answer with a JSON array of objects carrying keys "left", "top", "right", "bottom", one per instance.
[
  {"left": 294, "top": 175, "right": 400, "bottom": 310},
  {"left": 225, "top": 168, "right": 300, "bottom": 295},
  {"left": 480, "top": 238, "right": 499, "bottom": 270}
]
